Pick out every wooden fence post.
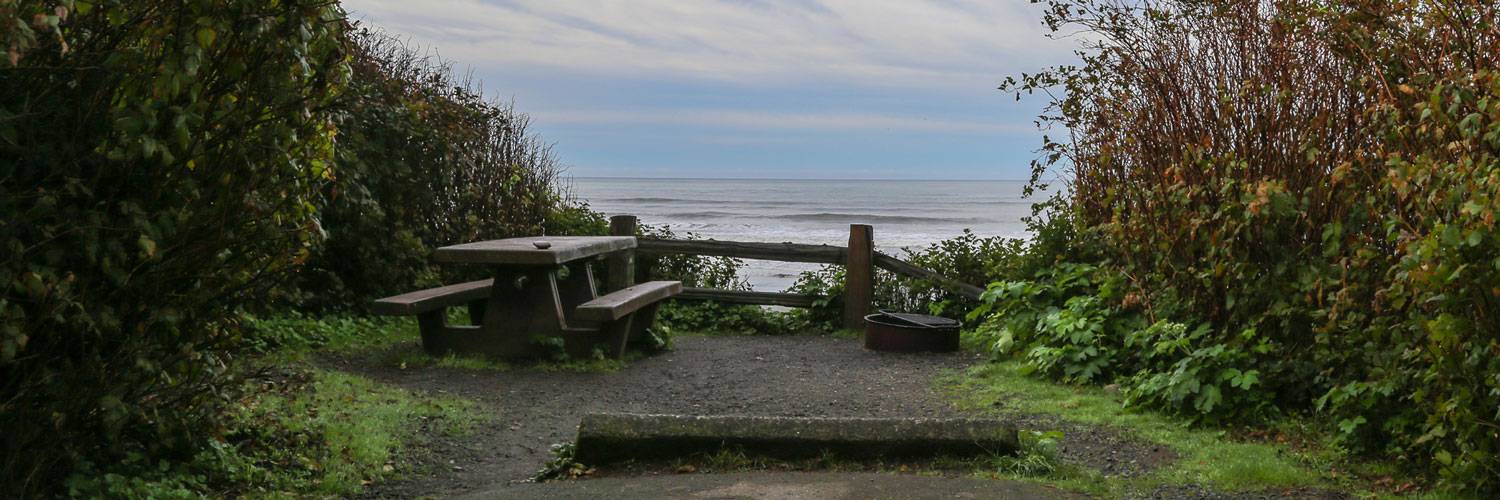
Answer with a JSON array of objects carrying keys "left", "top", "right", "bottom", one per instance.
[
  {"left": 608, "top": 215, "right": 638, "bottom": 293},
  {"left": 843, "top": 224, "right": 874, "bottom": 330}
]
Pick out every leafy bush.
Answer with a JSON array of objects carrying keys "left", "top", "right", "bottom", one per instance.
[
  {"left": 996, "top": 0, "right": 1500, "bottom": 491},
  {"left": 290, "top": 29, "right": 607, "bottom": 311},
  {"left": 63, "top": 366, "right": 473, "bottom": 498},
  {"left": 636, "top": 224, "right": 748, "bottom": 290},
  {"left": 786, "top": 229, "right": 1044, "bottom": 330},
  {"left": 0, "top": 0, "right": 349, "bottom": 494},
  {"left": 968, "top": 263, "right": 1275, "bottom": 421},
  {"left": 634, "top": 224, "right": 817, "bottom": 335}
]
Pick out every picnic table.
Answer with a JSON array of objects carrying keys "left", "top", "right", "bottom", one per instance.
[{"left": 372, "top": 236, "right": 681, "bottom": 359}]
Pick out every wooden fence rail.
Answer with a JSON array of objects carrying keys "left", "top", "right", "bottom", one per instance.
[
  {"left": 873, "top": 253, "right": 986, "bottom": 300},
  {"left": 608, "top": 215, "right": 985, "bottom": 329},
  {"left": 678, "top": 287, "right": 821, "bottom": 308},
  {"left": 636, "top": 238, "right": 846, "bottom": 264}
]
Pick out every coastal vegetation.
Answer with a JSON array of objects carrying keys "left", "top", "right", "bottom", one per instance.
[
  {"left": 288, "top": 28, "right": 606, "bottom": 312},
  {"left": 968, "top": 0, "right": 1499, "bottom": 494},
  {"left": 0, "top": 1, "right": 588, "bottom": 495},
  {"left": 3, "top": 0, "right": 351, "bottom": 493},
  {"left": 3, "top": 0, "right": 1495, "bottom": 497}
]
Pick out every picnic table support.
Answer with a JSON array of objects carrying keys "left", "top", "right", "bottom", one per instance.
[
  {"left": 556, "top": 262, "right": 599, "bottom": 325},
  {"left": 473, "top": 267, "right": 569, "bottom": 357},
  {"left": 399, "top": 268, "right": 574, "bottom": 359},
  {"left": 608, "top": 215, "right": 638, "bottom": 293},
  {"left": 843, "top": 224, "right": 874, "bottom": 330},
  {"left": 465, "top": 300, "right": 487, "bottom": 326}
]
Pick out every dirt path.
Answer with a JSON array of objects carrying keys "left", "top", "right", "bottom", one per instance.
[{"left": 333, "top": 334, "right": 1171, "bottom": 498}]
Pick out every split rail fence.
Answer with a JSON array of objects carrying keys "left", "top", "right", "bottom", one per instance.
[{"left": 602, "top": 215, "right": 986, "bottom": 329}]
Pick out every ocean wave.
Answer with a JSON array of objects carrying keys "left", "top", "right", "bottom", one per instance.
[
  {"left": 600, "top": 196, "right": 1029, "bottom": 208},
  {"left": 766, "top": 213, "right": 990, "bottom": 224},
  {"left": 663, "top": 211, "right": 743, "bottom": 218},
  {"left": 608, "top": 197, "right": 821, "bottom": 207},
  {"left": 604, "top": 197, "right": 732, "bottom": 204}
]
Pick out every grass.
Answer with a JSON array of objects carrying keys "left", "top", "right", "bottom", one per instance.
[
  {"left": 376, "top": 339, "right": 636, "bottom": 373},
  {"left": 943, "top": 359, "right": 1400, "bottom": 497},
  {"left": 251, "top": 312, "right": 633, "bottom": 373},
  {"left": 71, "top": 314, "right": 495, "bottom": 497},
  {"left": 70, "top": 357, "right": 480, "bottom": 498},
  {"left": 221, "top": 365, "right": 479, "bottom": 495}
]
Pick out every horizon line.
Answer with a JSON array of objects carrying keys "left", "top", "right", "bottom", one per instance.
[{"left": 565, "top": 175, "right": 1032, "bottom": 182}]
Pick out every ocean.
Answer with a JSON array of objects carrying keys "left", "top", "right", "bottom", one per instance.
[{"left": 569, "top": 178, "right": 1036, "bottom": 291}]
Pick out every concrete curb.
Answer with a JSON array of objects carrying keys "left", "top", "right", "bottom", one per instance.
[{"left": 574, "top": 413, "right": 1019, "bottom": 464}]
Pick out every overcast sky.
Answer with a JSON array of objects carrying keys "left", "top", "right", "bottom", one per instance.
[{"left": 342, "top": 1, "right": 1075, "bottom": 180}]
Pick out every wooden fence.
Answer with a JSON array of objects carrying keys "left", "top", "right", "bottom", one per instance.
[{"left": 603, "top": 215, "right": 985, "bottom": 329}]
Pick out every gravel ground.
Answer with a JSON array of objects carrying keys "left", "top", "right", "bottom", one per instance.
[{"left": 328, "top": 335, "right": 1190, "bottom": 498}]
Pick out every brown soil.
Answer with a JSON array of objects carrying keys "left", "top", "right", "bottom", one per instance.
[{"left": 329, "top": 334, "right": 1181, "bottom": 498}]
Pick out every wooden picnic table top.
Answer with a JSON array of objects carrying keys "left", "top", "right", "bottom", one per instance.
[{"left": 433, "top": 236, "right": 636, "bottom": 266}]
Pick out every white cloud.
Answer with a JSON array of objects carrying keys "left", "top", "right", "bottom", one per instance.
[
  {"left": 342, "top": 0, "right": 1072, "bottom": 89},
  {"left": 532, "top": 108, "right": 1033, "bottom": 134}
]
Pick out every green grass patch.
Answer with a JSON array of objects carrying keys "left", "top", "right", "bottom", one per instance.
[
  {"left": 247, "top": 313, "right": 418, "bottom": 355},
  {"left": 250, "top": 314, "right": 633, "bottom": 373},
  {"left": 223, "top": 367, "right": 478, "bottom": 495},
  {"left": 66, "top": 363, "right": 479, "bottom": 498},
  {"left": 376, "top": 343, "right": 635, "bottom": 373},
  {"left": 946, "top": 360, "right": 1356, "bottom": 496}
]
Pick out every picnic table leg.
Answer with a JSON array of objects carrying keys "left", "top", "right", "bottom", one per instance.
[
  {"left": 466, "top": 300, "right": 486, "bottom": 326},
  {"left": 605, "top": 314, "right": 635, "bottom": 360},
  {"left": 626, "top": 303, "right": 663, "bottom": 352},
  {"left": 555, "top": 261, "right": 598, "bottom": 325},
  {"left": 416, "top": 310, "right": 450, "bottom": 356},
  {"left": 459, "top": 266, "right": 567, "bottom": 358}
]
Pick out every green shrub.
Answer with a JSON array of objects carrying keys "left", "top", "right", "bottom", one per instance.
[
  {"left": 634, "top": 224, "right": 815, "bottom": 335},
  {"left": 784, "top": 265, "right": 847, "bottom": 331},
  {"left": 998, "top": 0, "right": 1500, "bottom": 491},
  {"left": 290, "top": 29, "right": 606, "bottom": 311},
  {"left": 968, "top": 263, "right": 1295, "bottom": 423},
  {"left": 62, "top": 366, "right": 474, "bottom": 498},
  {"left": 0, "top": 0, "right": 349, "bottom": 494},
  {"left": 786, "top": 229, "right": 1044, "bottom": 330}
]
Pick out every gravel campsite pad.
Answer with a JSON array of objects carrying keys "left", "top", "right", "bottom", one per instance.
[{"left": 331, "top": 334, "right": 1176, "bottom": 498}]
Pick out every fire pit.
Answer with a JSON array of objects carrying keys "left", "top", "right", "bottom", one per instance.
[{"left": 863, "top": 311, "right": 960, "bottom": 353}]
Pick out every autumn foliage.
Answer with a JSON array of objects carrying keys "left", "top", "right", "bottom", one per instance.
[{"left": 991, "top": 0, "right": 1499, "bottom": 491}]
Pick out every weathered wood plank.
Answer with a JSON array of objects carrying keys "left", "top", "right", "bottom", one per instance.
[
  {"left": 636, "top": 238, "right": 845, "bottom": 264},
  {"left": 372, "top": 279, "right": 494, "bottom": 316},
  {"left": 606, "top": 215, "right": 638, "bottom": 292},
  {"left": 575, "top": 280, "right": 683, "bottom": 322},
  {"left": 843, "top": 224, "right": 874, "bottom": 330},
  {"left": 434, "top": 236, "right": 636, "bottom": 265},
  {"left": 676, "top": 287, "right": 821, "bottom": 308},
  {"left": 873, "top": 253, "right": 986, "bottom": 300}
]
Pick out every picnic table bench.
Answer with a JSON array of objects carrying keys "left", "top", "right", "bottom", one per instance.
[{"left": 371, "top": 236, "right": 681, "bottom": 360}]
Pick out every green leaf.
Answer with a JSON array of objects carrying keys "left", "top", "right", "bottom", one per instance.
[
  {"left": 1338, "top": 416, "right": 1366, "bottom": 435},
  {"left": 1235, "top": 370, "right": 1259, "bottom": 390},
  {"left": 1194, "top": 384, "right": 1222, "bottom": 413},
  {"left": 137, "top": 236, "right": 157, "bottom": 259},
  {"left": 196, "top": 27, "right": 217, "bottom": 47}
]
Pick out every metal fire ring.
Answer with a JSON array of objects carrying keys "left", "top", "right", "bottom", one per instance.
[{"left": 863, "top": 311, "right": 960, "bottom": 353}]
